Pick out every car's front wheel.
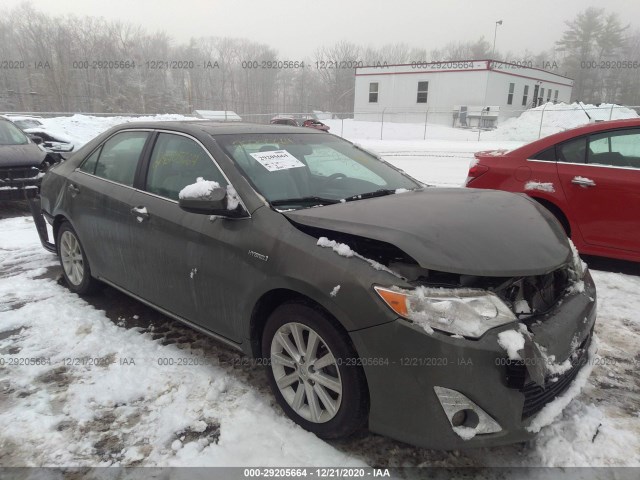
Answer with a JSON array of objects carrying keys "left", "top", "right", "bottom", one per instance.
[
  {"left": 57, "top": 222, "right": 99, "bottom": 295},
  {"left": 262, "top": 302, "right": 368, "bottom": 439}
]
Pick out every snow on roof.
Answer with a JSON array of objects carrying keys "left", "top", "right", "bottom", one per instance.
[{"left": 192, "top": 110, "right": 242, "bottom": 121}]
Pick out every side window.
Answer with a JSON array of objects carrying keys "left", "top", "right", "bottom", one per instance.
[
  {"left": 369, "top": 83, "right": 379, "bottom": 103},
  {"left": 557, "top": 137, "right": 587, "bottom": 164},
  {"left": 93, "top": 132, "right": 149, "bottom": 186},
  {"left": 531, "top": 147, "right": 556, "bottom": 161},
  {"left": 79, "top": 147, "right": 102, "bottom": 174},
  {"left": 507, "top": 83, "right": 515, "bottom": 105},
  {"left": 145, "top": 133, "right": 227, "bottom": 201},
  {"left": 417, "top": 81, "right": 429, "bottom": 103},
  {"left": 588, "top": 129, "right": 640, "bottom": 168}
]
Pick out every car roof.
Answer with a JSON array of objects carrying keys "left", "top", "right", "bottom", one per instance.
[
  {"left": 512, "top": 118, "right": 640, "bottom": 155},
  {"left": 2, "top": 115, "right": 44, "bottom": 121},
  {"left": 110, "top": 120, "right": 323, "bottom": 135}
]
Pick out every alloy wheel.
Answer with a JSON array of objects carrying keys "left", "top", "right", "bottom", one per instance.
[
  {"left": 60, "top": 230, "right": 84, "bottom": 286},
  {"left": 270, "top": 322, "right": 343, "bottom": 423}
]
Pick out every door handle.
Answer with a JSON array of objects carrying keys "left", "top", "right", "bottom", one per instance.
[
  {"left": 571, "top": 177, "right": 596, "bottom": 188},
  {"left": 67, "top": 183, "right": 80, "bottom": 195},
  {"left": 130, "top": 206, "right": 150, "bottom": 222}
]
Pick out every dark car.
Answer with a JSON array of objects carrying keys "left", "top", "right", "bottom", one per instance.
[
  {"left": 466, "top": 118, "right": 640, "bottom": 263},
  {"left": 270, "top": 116, "right": 299, "bottom": 127},
  {"left": 3, "top": 115, "right": 75, "bottom": 153},
  {"left": 33, "top": 121, "right": 596, "bottom": 449},
  {"left": 0, "top": 117, "right": 50, "bottom": 201}
]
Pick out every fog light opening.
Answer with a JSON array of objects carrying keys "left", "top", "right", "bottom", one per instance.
[{"left": 451, "top": 409, "right": 480, "bottom": 429}]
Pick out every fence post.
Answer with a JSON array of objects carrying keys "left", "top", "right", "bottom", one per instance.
[
  {"left": 423, "top": 109, "right": 428, "bottom": 140},
  {"left": 380, "top": 108, "right": 386, "bottom": 140},
  {"left": 538, "top": 103, "right": 548, "bottom": 139},
  {"left": 477, "top": 107, "right": 485, "bottom": 141}
]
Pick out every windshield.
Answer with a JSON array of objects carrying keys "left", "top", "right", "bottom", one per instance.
[
  {"left": 215, "top": 133, "right": 420, "bottom": 208},
  {"left": 0, "top": 120, "right": 29, "bottom": 145},
  {"left": 14, "top": 119, "right": 43, "bottom": 129}
]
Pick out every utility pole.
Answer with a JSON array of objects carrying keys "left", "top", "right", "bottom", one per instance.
[{"left": 492, "top": 20, "right": 503, "bottom": 57}]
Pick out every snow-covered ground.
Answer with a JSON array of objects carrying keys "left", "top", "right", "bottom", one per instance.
[
  {"left": 1, "top": 214, "right": 639, "bottom": 468},
  {"left": 1, "top": 110, "right": 639, "bottom": 468}
]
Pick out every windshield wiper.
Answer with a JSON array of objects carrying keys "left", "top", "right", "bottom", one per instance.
[
  {"left": 271, "top": 196, "right": 341, "bottom": 207},
  {"left": 343, "top": 189, "right": 398, "bottom": 202}
]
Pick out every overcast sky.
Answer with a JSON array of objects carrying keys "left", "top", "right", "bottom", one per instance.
[{"left": 5, "top": 0, "right": 640, "bottom": 58}]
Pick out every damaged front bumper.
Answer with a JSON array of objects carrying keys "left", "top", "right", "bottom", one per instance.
[
  {"left": 350, "top": 270, "right": 597, "bottom": 449},
  {"left": 0, "top": 166, "right": 43, "bottom": 201},
  {"left": 28, "top": 197, "right": 56, "bottom": 253}
]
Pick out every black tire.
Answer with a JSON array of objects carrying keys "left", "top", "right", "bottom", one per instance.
[
  {"left": 262, "top": 302, "right": 369, "bottom": 439},
  {"left": 56, "top": 221, "right": 100, "bottom": 295}
]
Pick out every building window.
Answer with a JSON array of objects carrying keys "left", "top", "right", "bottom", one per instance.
[
  {"left": 546, "top": 89, "right": 552, "bottom": 102},
  {"left": 554, "top": 90, "right": 559, "bottom": 103},
  {"left": 369, "top": 83, "right": 379, "bottom": 103},
  {"left": 522, "top": 85, "right": 529, "bottom": 106},
  {"left": 540, "top": 88, "right": 545, "bottom": 103},
  {"left": 507, "top": 83, "right": 515, "bottom": 105},
  {"left": 416, "top": 81, "right": 429, "bottom": 103}
]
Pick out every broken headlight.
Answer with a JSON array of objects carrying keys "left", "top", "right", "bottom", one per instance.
[
  {"left": 569, "top": 239, "right": 586, "bottom": 280},
  {"left": 374, "top": 285, "right": 517, "bottom": 338}
]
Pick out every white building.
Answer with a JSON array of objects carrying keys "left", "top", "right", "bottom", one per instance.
[{"left": 353, "top": 60, "right": 573, "bottom": 127}]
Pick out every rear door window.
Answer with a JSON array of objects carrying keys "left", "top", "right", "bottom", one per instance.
[
  {"left": 92, "top": 131, "right": 149, "bottom": 186},
  {"left": 557, "top": 137, "right": 587, "bottom": 164},
  {"left": 588, "top": 129, "right": 640, "bottom": 168},
  {"left": 531, "top": 147, "right": 556, "bottom": 161}
]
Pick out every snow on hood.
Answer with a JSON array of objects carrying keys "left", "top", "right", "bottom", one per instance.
[
  {"left": 23, "top": 128, "right": 73, "bottom": 144},
  {"left": 285, "top": 189, "right": 571, "bottom": 277}
]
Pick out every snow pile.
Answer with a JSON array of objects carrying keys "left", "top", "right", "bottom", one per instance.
[
  {"left": 484, "top": 103, "right": 639, "bottom": 142},
  {"left": 525, "top": 181, "right": 555, "bottom": 193},
  {"left": 225, "top": 185, "right": 241, "bottom": 210},
  {"left": 316, "top": 237, "right": 400, "bottom": 277},
  {"left": 497, "top": 329, "right": 526, "bottom": 360},
  {"left": 527, "top": 336, "right": 599, "bottom": 433},
  {"left": 178, "top": 178, "right": 221, "bottom": 200}
]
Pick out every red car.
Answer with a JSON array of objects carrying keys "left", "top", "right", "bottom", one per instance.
[
  {"left": 302, "top": 119, "right": 330, "bottom": 132},
  {"left": 466, "top": 118, "right": 640, "bottom": 262}
]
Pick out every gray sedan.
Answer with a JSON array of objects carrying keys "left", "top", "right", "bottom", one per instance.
[{"left": 33, "top": 121, "right": 596, "bottom": 448}]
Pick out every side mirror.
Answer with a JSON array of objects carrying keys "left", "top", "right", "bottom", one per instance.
[
  {"left": 28, "top": 134, "right": 43, "bottom": 145},
  {"left": 178, "top": 183, "right": 248, "bottom": 218}
]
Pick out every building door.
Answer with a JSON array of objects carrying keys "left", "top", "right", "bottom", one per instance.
[{"left": 532, "top": 85, "right": 540, "bottom": 107}]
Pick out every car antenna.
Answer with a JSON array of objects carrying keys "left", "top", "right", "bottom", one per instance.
[{"left": 577, "top": 101, "right": 592, "bottom": 121}]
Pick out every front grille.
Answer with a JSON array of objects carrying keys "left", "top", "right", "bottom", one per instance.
[
  {"left": 496, "top": 267, "right": 570, "bottom": 316},
  {"left": 506, "top": 336, "right": 591, "bottom": 420},
  {"left": 0, "top": 166, "right": 42, "bottom": 198}
]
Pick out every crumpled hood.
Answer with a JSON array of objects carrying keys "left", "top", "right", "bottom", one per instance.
[
  {"left": 0, "top": 144, "right": 47, "bottom": 168},
  {"left": 285, "top": 189, "right": 571, "bottom": 277}
]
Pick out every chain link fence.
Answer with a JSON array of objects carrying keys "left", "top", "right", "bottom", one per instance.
[{"left": 3, "top": 104, "right": 639, "bottom": 142}]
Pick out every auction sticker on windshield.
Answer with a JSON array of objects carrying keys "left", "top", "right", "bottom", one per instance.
[{"left": 250, "top": 150, "right": 306, "bottom": 171}]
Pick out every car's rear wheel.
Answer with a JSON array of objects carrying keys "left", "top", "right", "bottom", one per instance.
[
  {"left": 57, "top": 222, "right": 99, "bottom": 295},
  {"left": 262, "top": 302, "right": 368, "bottom": 439}
]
